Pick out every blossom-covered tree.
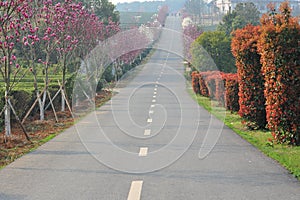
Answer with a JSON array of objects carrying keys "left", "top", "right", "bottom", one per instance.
[
  {"left": 157, "top": 5, "right": 169, "bottom": 26},
  {"left": 53, "top": 1, "right": 81, "bottom": 111},
  {"left": 0, "top": 0, "right": 33, "bottom": 137},
  {"left": 182, "top": 23, "right": 202, "bottom": 62}
]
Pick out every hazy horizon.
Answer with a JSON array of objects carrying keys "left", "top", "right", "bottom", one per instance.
[{"left": 110, "top": 0, "right": 164, "bottom": 5}]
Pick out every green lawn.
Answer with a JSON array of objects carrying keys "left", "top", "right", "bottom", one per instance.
[
  {"left": 0, "top": 72, "right": 67, "bottom": 92},
  {"left": 188, "top": 87, "right": 300, "bottom": 180}
]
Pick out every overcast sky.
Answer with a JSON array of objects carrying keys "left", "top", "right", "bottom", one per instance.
[{"left": 110, "top": 0, "right": 162, "bottom": 5}]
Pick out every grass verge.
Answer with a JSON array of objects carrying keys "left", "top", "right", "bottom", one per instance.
[{"left": 188, "top": 87, "right": 300, "bottom": 181}]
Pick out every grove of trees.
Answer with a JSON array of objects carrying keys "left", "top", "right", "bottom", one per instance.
[
  {"left": 0, "top": 0, "right": 167, "bottom": 141},
  {"left": 0, "top": 0, "right": 118, "bottom": 138},
  {"left": 218, "top": 2, "right": 260, "bottom": 36},
  {"left": 187, "top": 2, "right": 262, "bottom": 74}
]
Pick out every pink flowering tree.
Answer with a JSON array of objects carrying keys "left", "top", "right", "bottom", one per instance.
[
  {"left": 30, "top": 0, "right": 61, "bottom": 121},
  {"left": 55, "top": 1, "right": 121, "bottom": 112},
  {"left": 108, "top": 27, "right": 151, "bottom": 81},
  {"left": 183, "top": 23, "right": 203, "bottom": 63},
  {"left": 28, "top": 0, "right": 79, "bottom": 116},
  {"left": 157, "top": 5, "right": 169, "bottom": 26},
  {"left": 74, "top": 13, "right": 119, "bottom": 62},
  {"left": 73, "top": 11, "right": 103, "bottom": 61},
  {"left": 0, "top": 0, "right": 33, "bottom": 137},
  {"left": 53, "top": 0, "right": 81, "bottom": 112},
  {"left": 19, "top": 0, "right": 46, "bottom": 123},
  {"left": 73, "top": 11, "right": 119, "bottom": 94}
]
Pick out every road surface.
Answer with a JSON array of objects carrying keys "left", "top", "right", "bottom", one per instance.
[{"left": 0, "top": 16, "right": 299, "bottom": 200}]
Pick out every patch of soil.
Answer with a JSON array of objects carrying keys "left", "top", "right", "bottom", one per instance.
[{"left": 0, "top": 90, "right": 112, "bottom": 168}]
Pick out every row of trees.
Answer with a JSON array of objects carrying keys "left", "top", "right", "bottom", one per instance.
[
  {"left": 190, "top": 2, "right": 299, "bottom": 145},
  {"left": 0, "top": 0, "right": 120, "bottom": 138},
  {"left": 0, "top": 0, "right": 168, "bottom": 140},
  {"left": 218, "top": 2, "right": 260, "bottom": 35}
]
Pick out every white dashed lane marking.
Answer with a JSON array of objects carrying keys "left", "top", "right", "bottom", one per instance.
[
  {"left": 139, "top": 147, "right": 148, "bottom": 156},
  {"left": 144, "top": 129, "right": 151, "bottom": 136},
  {"left": 147, "top": 118, "right": 152, "bottom": 123},
  {"left": 127, "top": 181, "right": 143, "bottom": 200}
]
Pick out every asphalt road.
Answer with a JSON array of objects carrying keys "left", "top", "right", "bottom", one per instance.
[{"left": 0, "top": 16, "right": 299, "bottom": 200}]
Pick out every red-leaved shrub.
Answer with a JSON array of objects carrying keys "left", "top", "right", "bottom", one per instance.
[
  {"left": 198, "top": 73, "right": 209, "bottom": 97},
  {"left": 232, "top": 24, "right": 266, "bottom": 129},
  {"left": 201, "top": 71, "right": 222, "bottom": 100},
  {"left": 194, "top": 70, "right": 239, "bottom": 112},
  {"left": 224, "top": 74, "right": 239, "bottom": 112},
  {"left": 191, "top": 71, "right": 200, "bottom": 94},
  {"left": 258, "top": 2, "right": 300, "bottom": 145}
]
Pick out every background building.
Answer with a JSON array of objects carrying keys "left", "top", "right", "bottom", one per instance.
[{"left": 212, "top": 0, "right": 300, "bottom": 14}]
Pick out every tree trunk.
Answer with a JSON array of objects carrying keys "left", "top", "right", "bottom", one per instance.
[
  {"left": 39, "top": 95, "right": 44, "bottom": 121},
  {"left": 61, "top": 56, "right": 67, "bottom": 112},
  {"left": 40, "top": 90, "right": 47, "bottom": 121},
  {"left": 40, "top": 52, "right": 50, "bottom": 120},
  {"left": 4, "top": 98, "right": 11, "bottom": 137},
  {"left": 33, "top": 73, "right": 45, "bottom": 121},
  {"left": 61, "top": 93, "right": 65, "bottom": 112}
]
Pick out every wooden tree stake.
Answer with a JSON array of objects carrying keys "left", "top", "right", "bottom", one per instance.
[
  {"left": 47, "top": 91, "right": 59, "bottom": 123},
  {"left": 8, "top": 99, "right": 31, "bottom": 142}
]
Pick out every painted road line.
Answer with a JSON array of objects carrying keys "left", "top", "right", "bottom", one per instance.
[
  {"left": 156, "top": 81, "right": 159, "bottom": 84},
  {"left": 152, "top": 99, "right": 156, "bottom": 103},
  {"left": 79, "top": 121, "right": 92, "bottom": 124},
  {"left": 144, "top": 129, "right": 151, "bottom": 136},
  {"left": 147, "top": 118, "right": 152, "bottom": 123},
  {"left": 153, "top": 95, "right": 156, "bottom": 98},
  {"left": 150, "top": 105, "right": 155, "bottom": 108},
  {"left": 154, "top": 88, "right": 157, "bottom": 91},
  {"left": 127, "top": 181, "right": 143, "bottom": 200},
  {"left": 155, "top": 85, "right": 158, "bottom": 88},
  {"left": 154, "top": 91, "right": 157, "bottom": 95},
  {"left": 139, "top": 147, "right": 148, "bottom": 156},
  {"left": 95, "top": 111, "right": 108, "bottom": 115},
  {"left": 149, "top": 110, "right": 154, "bottom": 114}
]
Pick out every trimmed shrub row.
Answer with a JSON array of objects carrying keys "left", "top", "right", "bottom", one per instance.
[
  {"left": 232, "top": 24, "right": 266, "bottom": 130},
  {"left": 231, "top": 2, "right": 299, "bottom": 145},
  {"left": 191, "top": 71, "right": 200, "bottom": 95},
  {"left": 191, "top": 71, "right": 239, "bottom": 112},
  {"left": 257, "top": 3, "right": 300, "bottom": 145}
]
